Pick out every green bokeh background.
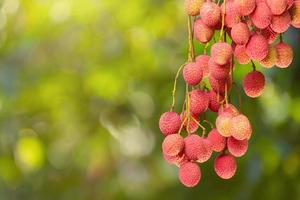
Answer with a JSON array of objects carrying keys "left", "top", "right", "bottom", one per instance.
[{"left": 0, "top": 0, "right": 300, "bottom": 199}]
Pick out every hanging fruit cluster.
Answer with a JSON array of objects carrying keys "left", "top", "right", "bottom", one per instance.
[{"left": 158, "top": 0, "right": 299, "bottom": 187}]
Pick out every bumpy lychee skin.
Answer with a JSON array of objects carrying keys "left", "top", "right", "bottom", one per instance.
[
  {"left": 222, "top": 1, "right": 241, "bottom": 28},
  {"left": 194, "top": 19, "right": 215, "bottom": 43},
  {"left": 227, "top": 137, "right": 248, "bottom": 157},
  {"left": 246, "top": 34, "right": 269, "bottom": 61},
  {"left": 196, "top": 55, "right": 210, "bottom": 77},
  {"left": 184, "top": 134, "right": 213, "bottom": 162},
  {"left": 231, "top": 22, "right": 250, "bottom": 45},
  {"left": 260, "top": 46, "right": 277, "bottom": 68},
  {"left": 209, "top": 90, "right": 224, "bottom": 112},
  {"left": 184, "top": 0, "right": 204, "bottom": 16},
  {"left": 216, "top": 114, "right": 233, "bottom": 137},
  {"left": 250, "top": 2, "right": 272, "bottom": 29},
  {"left": 209, "top": 59, "right": 231, "bottom": 80},
  {"left": 189, "top": 90, "right": 209, "bottom": 115},
  {"left": 243, "top": 71, "right": 265, "bottom": 98},
  {"left": 197, "top": 137, "right": 213, "bottom": 163},
  {"left": 179, "top": 162, "right": 201, "bottom": 187},
  {"left": 235, "top": 0, "right": 256, "bottom": 16},
  {"left": 218, "top": 103, "right": 240, "bottom": 116},
  {"left": 261, "top": 27, "right": 279, "bottom": 44},
  {"left": 211, "top": 42, "right": 233, "bottom": 66},
  {"left": 164, "top": 152, "right": 188, "bottom": 167},
  {"left": 200, "top": 2, "right": 221, "bottom": 27},
  {"left": 181, "top": 111, "right": 199, "bottom": 133},
  {"left": 270, "top": 11, "right": 291, "bottom": 33},
  {"left": 159, "top": 112, "right": 181, "bottom": 136},
  {"left": 234, "top": 45, "right": 251, "bottom": 64},
  {"left": 266, "top": 0, "right": 287, "bottom": 15},
  {"left": 214, "top": 154, "right": 237, "bottom": 179},
  {"left": 229, "top": 114, "right": 252, "bottom": 140},
  {"left": 183, "top": 62, "right": 203, "bottom": 86},
  {"left": 290, "top": 0, "right": 300, "bottom": 26},
  {"left": 209, "top": 76, "right": 232, "bottom": 95},
  {"left": 207, "top": 129, "right": 227, "bottom": 152},
  {"left": 162, "top": 134, "right": 184, "bottom": 157},
  {"left": 275, "top": 42, "right": 293, "bottom": 68}
]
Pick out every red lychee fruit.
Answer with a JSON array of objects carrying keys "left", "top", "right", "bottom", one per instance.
[
  {"left": 183, "top": 62, "right": 203, "bottom": 86},
  {"left": 229, "top": 114, "right": 252, "bottom": 140},
  {"left": 287, "top": 0, "right": 294, "bottom": 9},
  {"left": 243, "top": 70, "right": 265, "bottom": 98},
  {"left": 162, "top": 134, "right": 184, "bottom": 157},
  {"left": 209, "top": 76, "right": 232, "bottom": 95},
  {"left": 250, "top": 2, "right": 272, "bottom": 29},
  {"left": 196, "top": 55, "right": 210, "bottom": 77},
  {"left": 260, "top": 46, "right": 277, "bottom": 68},
  {"left": 234, "top": 44, "right": 251, "bottom": 64},
  {"left": 164, "top": 152, "right": 188, "bottom": 167},
  {"left": 221, "top": 0, "right": 241, "bottom": 28},
  {"left": 179, "top": 162, "right": 201, "bottom": 187},
  {"left": 218, "top": 103, "right": 240, "bottom": 116},
  {"left": 200, "top": 2, "right": 221, "bottom": 27},
  {"left": 181, "top": 111, "right": 199, "bottom": 133},
  {"left": 290, "top": 0, "right": 300, "bottom": 26},
  {"left": 194, "top": 19, "right": 215, "bottom": 43},
  {"left": 275, "top": 42, "right": 293, "bottom": 68},
  {"left": 231, "top": 22, "right": 250, "bottom": 45},
  {"left": 159, "top": 112, "right": 181, "bottom": 136},
  {"left": 235, "top": 0, "right": 256, "bottom": 16},
  {"left": 227, "top": 137, "right": 248, "bottom": 157},
  {"left": 211, "top": 42, "right": 233, "bottom": 65},
  {"left": 261, "top": 27, "right": 279, "bottom": 44},
  {"left": 189, "top": 89, "right": 209, "bottom": 115},
  {"left": 270, "top": 11, "right": 291, "bottom": 33},
  {"left": 214, "top": 154, "right": 237, "bottom": 179},
  {"left": 209, "top": 90, "right": 225, "bottom": 112},
  {"left": 197, "top": 137, "right": 213, "bottom": 163},
  {"left": 209, "top": 59, "right": 231, "bottom": 80},
  {"left": 207, "top": 128, "right": 226, "bottom": 152},
  {"left": 266, "top": 0, "right": 287, "bottom": 15},
  {"left": 246, "top": 34, "right": 269, "bottom": 61},
  {"left": 184, "top": 134, "right": 212, "bottom": 162},
  {"left": 216, "top": 113, "right": 233, "bottom": 137},
  {"left": 184, "top": 0, "right": 204, "bottom": 16}
]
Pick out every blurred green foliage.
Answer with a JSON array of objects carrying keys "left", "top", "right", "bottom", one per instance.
[{"left": 0, "top": 0, "right": 300, "bottom": 199}]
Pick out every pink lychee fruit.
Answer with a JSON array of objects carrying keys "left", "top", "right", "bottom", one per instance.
[
  {"left": 184, "top": 134, "right": 212, "bottom": 162},
  {"left": 290, "top": 0, "right": 300, "bottom": 26},
  {"left": 260, "top": 46, "right": 277, "bottom": 68},
  {"left": 221, "top": 0, "right": 241, "bottom": 28},
  {"left": 189, "top": 89, "right": 209, "bottom": 115},
  {"left": 200, "top": 2, "right": 221, "bottom": 27},
  {"left": 162, "top": 134, "right": 185, "bottom": 157},
  {"left": 207, "top": 128, "right": 227, "bottom": 152},
  {"left": 209, "top": 76, "right": 232, "bottom": 95},
  {"left": 235, "top": 0, "right": 256, "bottom": 16},
  {"left": 214, "top": 154, "right": 237, "bottom": 179},
  {"left": 243, "top": 70, "right": 265, "bottom": 98},
  {"left": 164, "top": 152, "right": 188, "bottom": 167},
  {"left": 218, "top": 103, "right": 240, "bottom": 116},
  {"left": 246, "top": 34, "right": 269, "bottom": 61},
  {"left": 275, "top": 42, "right": 293, "bottom": 68},
  {"left": 227, "top": 136, "right": 248, "bottom": 157},
  {"left": 194, "top": 19, "right": 215, "bottom": 43},
  {"left": 229, "top": 114, "right": 252, "bottom": 140},
  {"left": 209, "top": 59, "right": 231, "bottom": 80},
  {"left": 209, "top": 90, "right": 225, "bottom": 112},
  {"left": 250, "top": 2, "right": 272, "bottom": 29},
  {"left": 266, "top": 0, "right": 287, "bottom": 15},
  {"left": 261, "top": 27, "right": 279, "bottom": 44},
  {"left": 196, "top": 54, "right": 210, "bottom": 77},
  {"left": 179, "top": 162, "right": 201, "bottom": 187},
  {"left": 183, "top": 62, "right": 203, "bottom": 86},
  {"left": 234, "top": 44, "right": 251, "bottom": 64},
  {"left": 184, "top": 0, "right": 204, "bottom": 16},
  {"left": 159, "top": 112, "right": 181, "bottom": 136},
  {"left": 270, "top": 11, "right": 291, "bottom": 33},
  {"left": 211, "top": 42, "right": 233, "bottom": 65},
  {"left": 231, "top": 22, "right": 250, "bottom": 45}
]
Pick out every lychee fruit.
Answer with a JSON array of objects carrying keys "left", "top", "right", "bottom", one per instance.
[
  {"left": 211, "top": 42, "right": 233, "bottom": 65},
  {"left": 216, "top": 113, "right": 233, "bottom": 137},
  {"left": 184, "top": 134, "right": 212, "bottom": 162},
  {"left": 189, "top": 89, "right": 209, "bottom": 115},
  {"left": 266, "top": 0, "right": 287, "bottom": 15},
  {"left": 231, "top": 22, "right": 250, "bottom": 45},
  {"left": 270, "top": 11, "right": 291, "bottom": 33},
  {"left": 207, "top": 129, "right": 227, "bottom": 152},
  {"left": 197, "top": 137, "right": 213, "bottom": 163},
  {"left": 261, "top": 27, "right": 279, "bottom": 44},
  {"left": 243, "top": 70, "right": 265, "bottom": 98},
  {"left": 179, "top": 162, "right": 201, "bottom": 187},
  {"left": 221, "top": 0, "right": 241, "bottom": 28},
  {"left": 227, "top": 137, "right": 248, "bottom": 157},
  {"left": 162, "top": 134, "right": 184, "bottom": 157},
  {"left": 250, "top": 2, "right": 272, "bottom": 29},
  {"left": 234, "top": 44, "right": 251, "bottom": 64},
  {"left": 218, "top": 103, "right": 240, "bottom": 116},
  {"left": 184, "top": 0, "right": 204, "bottom": 16},
  {"left": 181, "top": 111, "right": 199, "bottom": 133},
  {"left": 246, "top": 34, "right": 269, "bottom": 61},
  {"left": 209, "top": 59, "right": 231, "bottom": 80},
  {"left": 164, "top": 152, "right": 188, "bottom": 167},
  {"left": 275, "top": 42, "right": 293, "bottom": 68},
  {"left": 159, "top": 112, "right": 181, "bottom": 136},
  {"left": 209, "top": 90, "right": 225, "bottom": 112},
  {"left": 194, "top": 19, "right": 215, "bottom": 43},
  {"left": 209, "top": 76, "right": 232, "bottom": 95},
  {"left": 235, "top": 0, "right": 256, "bottom": 16},
  {"left": 200, "top": 2, "right": 221, "bottom": 27},
  {"left": 290, "top": 0, "right": 300, "bottom": 26},
  {"left": 229, "top": 114, "right": 252, "bottom": 140},
  {"left": 196, "top": 54, "right": 210, "bottom": 77},
  {"left": 260, "top": 46, "right": 277, "bottom": 68},
  {"left": 214, "top": 154, "right": 237, "bottom": 179},
  {"left": 183, "top": 62, "right": 203, "bottom": 86}
]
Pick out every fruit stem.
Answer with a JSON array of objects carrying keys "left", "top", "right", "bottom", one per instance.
[
  {"left": 177, "top": 117, "right": 187, "bottom": 135},
  {"left": 204, "top": 42, "right": 210, "bottom": 54},
  {"left": 219, "top": 0, "right": 226, "bottom": 41},
  {"left": 251, "top": 60, "right": 256, "bottom": 71},
  {"left": 185, "top": 84, "right": 191, "bottom": 134},
  {"left": 170, "top": 63, "right": 187, "bottom": 111},
  {"left": 191, "top": 117, "right": 206, "bottom": 136},
  {"left": 188, "top": 16, "right": 195, "bottom": 62},
  {"left": 203, "top": 119, "right": 215, "bottom": 130},
  {"left": 225, "top": 82, "right": 229, "bottom": 106},
  {"left": 280, "top": 33, "right": 283, "bottom": 42}
]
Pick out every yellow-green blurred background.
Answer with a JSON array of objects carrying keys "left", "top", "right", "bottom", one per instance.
[{"left": 0, "top": 0, "right": 300, "bottom": 199}]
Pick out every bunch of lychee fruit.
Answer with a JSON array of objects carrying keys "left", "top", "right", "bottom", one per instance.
[{"left": 158, "top": 0, "right": 299, "bottom": 187}]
